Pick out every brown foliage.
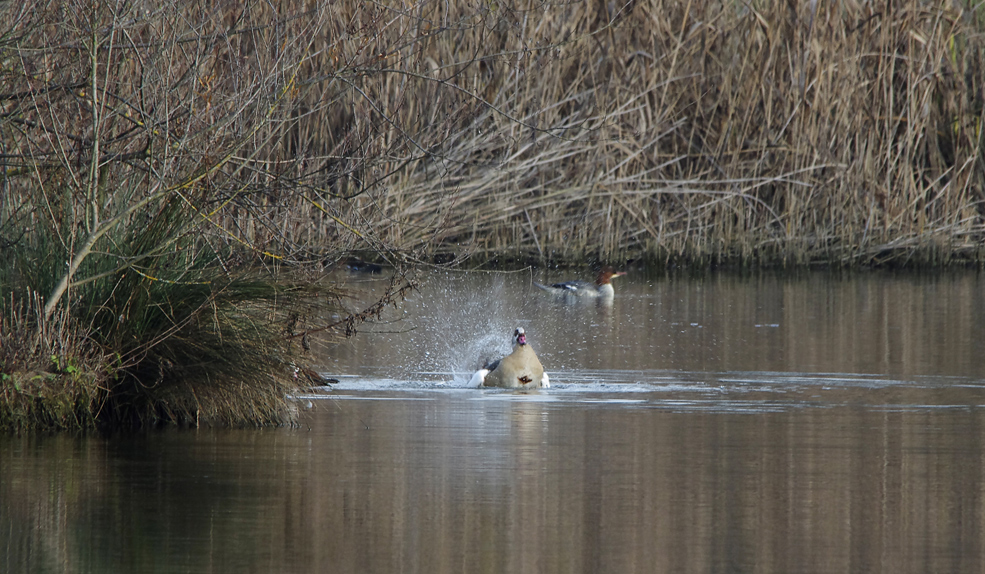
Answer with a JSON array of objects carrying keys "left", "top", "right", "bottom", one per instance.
[
  {"left": 4, "top": 1, "right": 983, "bottom": 270},
  {"left": 282, "top": 0, "right": 985, "bottom": 265}
]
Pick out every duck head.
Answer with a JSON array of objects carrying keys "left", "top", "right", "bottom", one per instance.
[{"left": 514, "top": 327, "right": 527, "bottom": 346}]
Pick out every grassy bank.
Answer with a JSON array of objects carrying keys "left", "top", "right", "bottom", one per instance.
[
  {"left": 2, "top": 0, "right": 984, "bottom": 430},
  {"left": 0, "top": 275, "right": 316, "bottom": 432},
  {"left": 0, "top": 258, "right": 414, "bottom": 432}
]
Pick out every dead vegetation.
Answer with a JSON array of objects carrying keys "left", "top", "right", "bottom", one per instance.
[
  {"left": 274, "top": 0, "right": 985, "bottom": 266},
  {"left": 1, "top": 0, "right": 983, "bottom": 430}
]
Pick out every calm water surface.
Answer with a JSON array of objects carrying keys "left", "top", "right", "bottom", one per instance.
[{"left": 4, "top": 269, "right": 985, "bottom": 573}]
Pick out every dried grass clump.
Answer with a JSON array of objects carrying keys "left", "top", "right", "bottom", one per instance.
[
  {"left": 0, "top": 290, "right": 107, "bottom": 431},
  {"left": 1, "top": 259, "right": 413, "bottom": 432},
  {"left": 0, "top": 274, "right": 331, "bottom": 432}
]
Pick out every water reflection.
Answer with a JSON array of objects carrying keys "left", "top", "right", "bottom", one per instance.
[
  {"left": 324, "top": 269, "right": 985, "bottom": 385},
  {"left": 3, "top": 270, "right": 985, "bottom": 573},
  {"left": 5, "top": 394, "right": 985, "bottom": 573}
]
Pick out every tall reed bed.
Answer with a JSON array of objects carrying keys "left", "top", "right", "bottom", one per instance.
[
  {"left": 264, "top": 0, "right": 985, "bottom": 265},
  {"left": 5, "top": 1, "right": 980, "bottom": 275}
]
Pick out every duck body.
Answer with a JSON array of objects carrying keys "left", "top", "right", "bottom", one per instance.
[
  {"left": 535, "top": 266, "right": 626, "bottom": 299},
  {"left": 469, "top": 328, "right": 550, "bottom": 389}
]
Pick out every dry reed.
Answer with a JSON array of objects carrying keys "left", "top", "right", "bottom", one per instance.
[
  {"left": 4, "top": 1, "right": 982, "bottom": 269},
  {"left": 263, "top": 0, "right": 985, "bottom": 266}
]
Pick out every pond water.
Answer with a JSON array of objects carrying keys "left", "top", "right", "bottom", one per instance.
[{"left": 4, "top": 268, "right": 985, "bottom": 573}]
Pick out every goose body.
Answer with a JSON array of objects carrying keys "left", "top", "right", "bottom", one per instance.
[{"left": 469, "top": 328, "right": 550, "bottom": 389}]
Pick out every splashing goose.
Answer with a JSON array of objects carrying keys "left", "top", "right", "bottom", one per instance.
[
  {"left": 468, "top": 327, "right": 550, "bottom": 389},
  {"left": 535, "top": 266, "right": 627, "bottom": 299}
]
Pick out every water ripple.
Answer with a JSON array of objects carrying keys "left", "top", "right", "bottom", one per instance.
[{"left": 300, "top": 368, "right": 985, "bottom": 414}]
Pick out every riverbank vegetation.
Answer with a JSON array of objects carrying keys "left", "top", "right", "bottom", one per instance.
[{"left": 2, "top": 0, "right": 984, "bottom": 430}]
